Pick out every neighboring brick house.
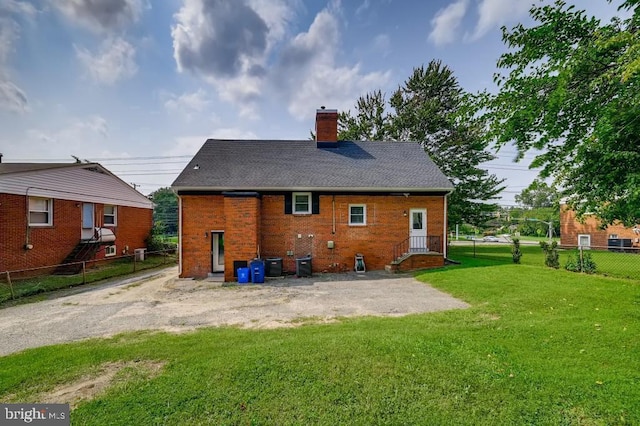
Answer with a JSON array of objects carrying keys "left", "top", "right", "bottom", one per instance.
[
  {"left": 0, "top": 162, "right": 153, "bottom": 274},
  {"left": 560, "top": 205, "right": 640, "bottom": 249},
  {"left": 172, "top": 109, "right": 454, "bottom": 282}
]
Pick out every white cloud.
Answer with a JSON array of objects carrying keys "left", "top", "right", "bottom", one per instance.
[
  {"left": 0, "top": 17, "right": 19, "bottom": 64},
  {"left": 53, "top": 0, "right": 144, "bottom": 33},
  {"left": 0, "top": 80, "right": 28, "bottom": 113},
  {"left": 248, "top": 0, "right": 298, "bottom": 50},
  {"left": 164, "top": 89, "right": 211, "bottom": 121},
  {"left": 471, "top": 0, "right": 531, "bottom": 40},
  {"left": 0, "top": 17, "right": 28, "bottom": 114},
  {"left": 0, "top": 1, "right": 37, "bottom": 17},
  {"left": 428, "top": 0, "right": 468, "bottom": 46},
  {"left": 18, "top": 116, "right": 109, "bottom": 159},
  {"left": 211, "top": 128, "right": 258, "bottom": 139},
  {"left": 164, "top": 89, "right": 209, "bottom": 113},
  {"left": 372, "top": 33, "right": 391, "bottom": 56},
  {"left": 76, "top": 37, "right": 137, "bottom": 84},
  {"left": 171, "top": 0, "right": 285, "bottom": 117},
  {"left": 164, "top": 129, "right": 259, "bottom": 157},
  {"left": 163, "top": 136, "right": 207, "bottom": 157},
  {"left": 172, "top": 0, "right": 269, "bottom": 78},
  {"left": 275, "top": 9, "right": 390, "bottom": 120}
]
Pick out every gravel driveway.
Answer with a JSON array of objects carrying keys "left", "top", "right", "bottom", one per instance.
[{"left": 0, "top": 267, "right": 468, "bottom": 356}]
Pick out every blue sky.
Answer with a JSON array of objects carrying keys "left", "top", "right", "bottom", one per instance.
[{"left": 0, "top": 0, "right": 627, "bottom": 203}]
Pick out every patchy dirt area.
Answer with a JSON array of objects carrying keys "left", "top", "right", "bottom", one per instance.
[
  {"left": 1, "top": 360, "right": 165, "bottom": 409},
  {"left": 0, "top": 267, "right": 469, "bottom": 356}
]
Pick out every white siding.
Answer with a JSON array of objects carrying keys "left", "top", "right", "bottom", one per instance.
[{"left": 0, "top": 167, "right": 153, "bottom": 209}]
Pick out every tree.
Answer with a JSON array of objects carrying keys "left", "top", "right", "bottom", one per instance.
[
  {"left": 149, "top": 187, "right": 178, "bottom": 235},
  {"left": 515, "top": 179, "right": 560, "bottom": 209},
  {"left": 340, "top": 60, "right": 505, "bottom": 227},
  {"left": 487, "top": 0, "right": 640, "bottom": 226}
]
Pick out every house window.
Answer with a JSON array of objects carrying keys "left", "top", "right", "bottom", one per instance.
[
  {"left": 578, "top": 234, "right": 591, "bottom": 249},
  {"left": 29, "top": 197, "right": 52, "bottom": 226},
  {"left": 349, "top": 204, "right": 366, "bottom": 226},
  {"left": 293, "top": 192, "right": 311, "bottom": 214},
  {"left": 104, "top": 205, "right": 117, "bottom": 226},
  {"left": 608, "top": 234, "right": 618, "bottom": 239},
  {"left": 105, "top": 245, "right": 117, "bottom": 257}
]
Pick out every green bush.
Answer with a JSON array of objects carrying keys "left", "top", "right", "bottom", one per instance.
[
  {"left": 511, "top": 238, "right": 522, "bottom": 264},
  {"left": 539, "top": 241, "right": 559, "bottom": 269},
  {"left": 564, "top": 249, "right": 597, "bottom": 274}
]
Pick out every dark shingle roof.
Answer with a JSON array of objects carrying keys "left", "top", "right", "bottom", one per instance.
[{"left": 172, "top": 139, "right": 454, "bottom": 192}]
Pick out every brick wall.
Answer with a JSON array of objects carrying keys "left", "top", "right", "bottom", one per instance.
[
  {"left": 178, "top": 193, "right": 446, "bottom": 280},
  {"left": 179, "top": 195, "right": 225, "bottom": 279},
  {"left": 0, "top": 193, "right": 152, "bottom": 272},
  {"left": 223, "top": 195, "right": 261, "bottom": 282},
  {"left": 260, "top": 194, "right": 445, "bottom": 274},
  {"left": 560, "top": 206, "right": 640, "bottom": 248}
]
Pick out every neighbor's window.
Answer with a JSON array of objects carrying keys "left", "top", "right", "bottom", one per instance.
[
  {"left": 578, "top": 234, "right": 591, "bottom": 249},
  {"left": 29, "top": 197, "right": 52, "bottom": 226},
  {"left": 104, "top": 205, "right": 117, "bottom": 226},
  {"left": 105, "top": 245, "right": 117, "bottom": 257},
  {"left": 293, "top": 192, "right": 311, "bottom": 214},
  {"left": 608, "top": 234, "right": 618, "bottom": 239},
  {"left": 349, "top": 204, "right": 366, "bottom": 225}
]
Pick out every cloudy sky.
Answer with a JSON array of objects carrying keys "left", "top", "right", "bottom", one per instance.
[{"left": 0, "top": 0, "right": 626, "bottom": 203}]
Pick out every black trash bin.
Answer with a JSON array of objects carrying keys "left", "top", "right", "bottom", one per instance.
[
  {"left": 296, "top": 256, "right": 312, "bottom": 277},
  {"left": 250, "top": 259, "right": 265, "bottom": 284},
  {"left": 265, "top": 257, "right": 283, "bottom": 277}
]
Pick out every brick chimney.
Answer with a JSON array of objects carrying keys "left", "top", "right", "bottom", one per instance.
[{"left": 315, "top": 106, "right": 338, "bottom": 148}]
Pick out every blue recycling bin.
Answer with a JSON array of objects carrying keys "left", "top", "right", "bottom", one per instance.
[
  {"left": 250, "top": 260, "right": 265, "bottom": 284},
  {"left": 237, "top": 267, "right": 250, "bottom": 284}
]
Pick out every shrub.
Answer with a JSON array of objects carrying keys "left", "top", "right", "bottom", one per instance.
[
  {"left": 539, "top": 241, "right": 559, "bottom": 269},
  {"left": 564, "top": 249, "right": 597, "bottom": 274},
  {"left": 511, "top": 238, "right": 522, "bottom": 264}
]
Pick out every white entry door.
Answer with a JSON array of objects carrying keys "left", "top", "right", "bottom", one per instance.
[
  {"left": 409, "top": 208, "right": 427, "bottom": 252},
  {"left": 211, "top": 232, "right": 225, "bottom": 272}
]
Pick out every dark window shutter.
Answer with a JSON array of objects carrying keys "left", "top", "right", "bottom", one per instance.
[
  {"left": 312, "top": 193, "right": 320, "bottom": 214},
  {"left": 284, "top": 193, "right": 292, "bottom": 214}
]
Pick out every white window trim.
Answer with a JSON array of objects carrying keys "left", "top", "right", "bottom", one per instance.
[
  {"left": 578, "top": 234, "right": 591, "bottom": 249},
  {"left": 104, "top": 205, "right": 117, "bottom": 226},
  {"left": 28, "top": 197, "right": 53, "bottom": 226},
  {"left": 105, "top": 245, "right": 117, "bottom": 257},
  {"left": 293, "top": 192, "right": 312, "bottom": 215},
  {"left": 349, "top": 204, "right": 367, "bottom": 226}
]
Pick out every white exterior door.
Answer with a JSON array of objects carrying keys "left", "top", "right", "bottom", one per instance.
[
  {"left": 81, "top": 203, "right": 95, "bottom": 240},
  {"left": 211, "top": 232, "right": 225, "bottom": 272},
  {"left": 409, "top": 208, "right": 427, "bottom": 251}
]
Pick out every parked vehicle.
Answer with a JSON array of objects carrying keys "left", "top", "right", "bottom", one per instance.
[{"left": 483, "top": 236, "right": 500, "bottom": 242}]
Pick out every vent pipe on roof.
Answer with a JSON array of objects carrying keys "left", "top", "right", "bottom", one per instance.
[{"left": 316, "top": 107, "right": 338, "bottom": 148}]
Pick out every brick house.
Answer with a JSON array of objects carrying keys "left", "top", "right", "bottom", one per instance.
[
  {"left": 0, "top": 162, "right": 153, "bottom": 274},
  {"left": 172, "top": 109, "right": 454, "bottom": 282},
  {"left": 560, "top": 205, "right": 640, "bottom": 249}
]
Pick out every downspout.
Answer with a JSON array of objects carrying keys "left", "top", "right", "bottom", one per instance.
[
  {"left": 332, "top": 195, "right": 336, "bottom": 234},
  {"left": 443, "top": 193, "right": 448, "bottom": 259},
  {"left": 24, "top": 187, "right": 32, "bottom": 249},
  {"left": 178, "top": 195, "right": 183, "bottom": 276}
]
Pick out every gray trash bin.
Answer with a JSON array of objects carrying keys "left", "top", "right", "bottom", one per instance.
[
  {"left": 296, "top": 256, "right": 312, "bottom": 277},
  {"left": 265, "top": 257, "right": 283, "bottom": 277}
]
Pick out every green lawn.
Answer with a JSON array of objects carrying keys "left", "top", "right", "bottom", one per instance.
[
  {"left": 0, "top": 255, "right": 638, "bottom": 424},
  {"left": 449, "top": 243, "right": 639, "bottom": 280}
]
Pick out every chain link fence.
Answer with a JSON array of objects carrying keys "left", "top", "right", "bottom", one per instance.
[
  {"left": 448, "top": 240, "right": 639, "bottom": 280},
  {"left": 0, "top": 249, "right": 177, "bottom": 303}
]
